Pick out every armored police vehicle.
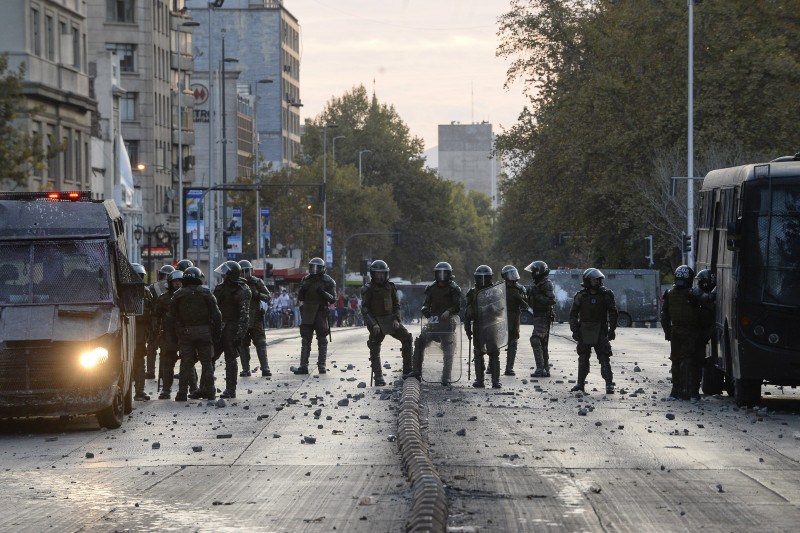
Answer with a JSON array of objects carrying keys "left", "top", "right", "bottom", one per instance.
[
  {"left": 521, "top": 269, "right": 661, "bottom": 327},
  {"left": 0, "top": 191, "right": 143, "bottom": 428}
]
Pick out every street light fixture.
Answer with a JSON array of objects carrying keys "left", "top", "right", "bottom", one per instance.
[
  {"left": 177, "top": 21, "right": 200, "bottom": 261},
  {"left": 332, "top": 136, "right": 345, "bottom": 166},
  {"left": 359, "top": 149, "right": 372, "bottom": 186},
  {"left": 133, "top": 224, "right": 172, "bottom": 280},
  {"left": 322, "top": 123, "right": 339, "bottom": 263}
]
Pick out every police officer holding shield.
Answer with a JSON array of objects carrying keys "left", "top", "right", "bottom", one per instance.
[
  {"left": 154, "top": 269, "right": 184, "bottom": 399},
  {"left": 238, "top": 260, "right": 272, "bottom": 377},
  {"left": 569, "top": 268, "right": 618, "bottom": 394},
  {"left": 213, "top": 261, "right": 251, "bottom": 399},
  {"left": 294, "top": 257, "right": 336, "bottom": 375},
  {"left": 361, "top": 260, "right": 413, "bottom": 384},
  {"left": 500, "top": 265, "right": 528, "bottom": 377},
  {"left": 465, "top": 265, "right": 503, "bottom": 388},
  {"left": 146, "top": 264, "right": 174, "bottom": 379}
]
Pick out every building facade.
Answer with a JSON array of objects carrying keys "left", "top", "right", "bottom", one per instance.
[
  {"left": 437, "top": 122, "right": 502, "bottom": 209},
  {"left": 0, "top": 0, "right": 96, "bottom": 192},
  {"left": 87, "top": 0, "right": 198, "bottom": 259}
]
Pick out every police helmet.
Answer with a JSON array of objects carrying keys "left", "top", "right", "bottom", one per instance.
[
  {"left": 474, "top": 265, "right": 493, "bottom": 288},
  {"left": 131, "top": 263, "right": 146, "bottom": 279},
  {"left": 239, "top": 259, "right": 253, "bottom": 278},
  {"left": 158, "top": 264, "right": 175, "bottom": 281},
  {"left": 183, "top": 266, "right": 203, "bottom": 285},
  {"left": 308, "top": 257, "right": 326, "bottom": 275},
  {"left": 582, "top": 268, "right": 605, "bottom": 288},
  {"left": 695, "top": 269, "right": 716, "bottom": 293},
  {"left": 175, "top": 259, "right": 194, "bottom": 272},
  {"left": 501, "top": 265, "right": 520, "bottom": 281},
  {"left": 167, "top": 269, "right": 184, "bottom": 288},
  {"left": 214, "top": 261, "right": 241, "bottom": 281},
  {"left": 525, "top": 260, "right": 550, "bottom": 281},
  {"left": 674, "top": 265, "right": 695, "bottom": 288},
  {"left": 369, "top": 259, "right": 390, "bottom": 284},
  {"left": 434, "top": 262, "right": 453, "bottom": 282}
]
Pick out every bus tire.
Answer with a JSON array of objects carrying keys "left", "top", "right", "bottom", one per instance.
[
  {"left": 97, "top": 380, "right": 125, "bottom": 429},
  {"left": 617, "top": 312, "right": 632, "bottom": 328},
  {"left": 701, "top": 358, "right": 724, "bottom": 396},
  {"left": 733, "top": 378, "right": 761, "bottom": 408}
]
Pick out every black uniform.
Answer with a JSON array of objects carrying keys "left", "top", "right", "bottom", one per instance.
[
  {"left": 133, "top": 288, "right": 154, "bottom": 398},
  {"left": 154, "top": 287, "right": 180, "bottom": 397},
  {"left": 527, "top": 276, "right": 556, "bottom": 376},
  {"left": 569, "top": 287, "right": 618, "bottom": 393},
  {"left": 502, "top": 281, "right": 528, "bottom": 376},
  {"left": 465, "top": 284, "right": 503, "bottom": 388},
  {"left": 213, "top": 278, "right": 251, "bottom": 394},
  {"left": 412, "top": 280, "right": 461, "bottom": 381},
  {"left": 296, "top": 273, "right": 336, "bottom": 373},
  {"left": 145, "top": 279, "right": 169, "bottom": 378},
  {"left": 361, "top": 281, "right": 413, "bottom": 382},
  {"left": 241, "top": 276, "right": 272, "bottom": 376},
  {"left": 168, "top": 285, "right": 222, "bottom": 400},
  {"left": 661, "top": 286, "right": 711, "bottom": 399}
]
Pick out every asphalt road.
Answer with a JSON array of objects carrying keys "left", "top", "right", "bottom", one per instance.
[{"left": 1, "top": 323, "right": 799, "bottom": 532}]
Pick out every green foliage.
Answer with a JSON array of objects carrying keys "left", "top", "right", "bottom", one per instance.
[{"left": 495, "top": 0, "right": 800, "bottom": 272}]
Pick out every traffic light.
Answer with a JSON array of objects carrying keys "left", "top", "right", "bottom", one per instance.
[
  {"left": 265, "top": 262, "right": 273, "bottom": 277},
  {"left": 360, "top": 259, "right": 370, "bottom": 276},
  {"left": 681, "top": 232, "right": 692, "bottom": 254}
]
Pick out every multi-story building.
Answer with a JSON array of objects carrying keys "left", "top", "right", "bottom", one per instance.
[
  {"left": 438, "top": 122, "right": 502, "bottom": 209},
  {"left": 187, "top": 0, "right": 301, "bottom": 175},
  {"left": 0, "top": 0, "right": 96, "bottom": 192},
  {"left": 87, "top": 0, "right": 198, "bottom": 259}
]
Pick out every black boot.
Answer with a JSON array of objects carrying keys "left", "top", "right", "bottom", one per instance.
[
  {"left": 401, "top": 338, "right": 413, "bottom": 378},
  {"left": 256, "top": 342, "right": 270, "bottom": 377},
  {"left": 668, "top": 361, "right": 681, "bottom": 399},
  {"left": 317, "top": 337, "right": 328, "bottom": 374},
  {"left": 409, "top": 338, "right": 423, "bottom": 380},
  {"left": 294, "top": 337, "right": 311, "bottom": 374},
  {"left": 504, "top": 340, "right": 517, "bottom": 376},
  {"left": 490, "top": 353, "right": 501, "bottom": 388},
  {"left": 600, "top": 358, "right": 614, "bottom": 395},
  {"left": 571, "top": 358, "right": 589, "bottom": 392},
  {"left": 239, "top": 339, "right": 251, "bottom": 377},
  {"left": 472, "top": 351, "right": 485, "bottom": 388}
]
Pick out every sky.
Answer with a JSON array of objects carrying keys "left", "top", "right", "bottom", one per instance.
[{"left": 285, "top": 0, "right": 530, "bottom": 154}]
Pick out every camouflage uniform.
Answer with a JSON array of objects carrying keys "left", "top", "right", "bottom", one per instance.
[
  {"left": 361, "top": 281, "right": 413, "bottom": 382},
  {"left": 241, "top": 276, "right": 272, "bottom": 376},
  {"left": 296, "top": 273, "right": 336, "bottom": 373},
  {"left": 213, "top": 278, "right": 251, "bottom": 395},
  {"left": 569, "top": 286, "right": 618, "bottom": 393}
]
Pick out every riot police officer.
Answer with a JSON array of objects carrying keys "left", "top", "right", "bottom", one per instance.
[
  {"left": 693, "top": 269, "right": 717, "bottom": 400},
  {"left": 213, "top": 261, "right": 251, "bottom": 399},
  {"left": 465, "top": 265, "right": 502, "bottom": 388},
  {"left": 155, "top": 269, "right": 183, "bottom": 399},
  {"left": 175, "top": 259, "right": 194, "bottom": 272},
  {"left": 361, "top": 260, "right": 413, "bottom": 385},
  {"left": 239, "top": 260, "right": 272, "bottom": 377},
  {"left": 168, "top": 267, "right": 221, "bottom": 401},
  {"left": 294, "top": 257, "right": 336, "bottom": 375},
  {"left": 526, "top": 261, "right": 556, "bottom": 377},
  {"left": 146, "top": 264, "right": 175, "bottom": 378},
  {"left": 411, "top": 262, "right": 462, "bottom": 381},
  {"left": 500, "top": 265, "right": 528, "bottom": 376},
  {"left": 661, "top": 265, "right": 715, "bottom": 400},
  {"left": 569, "top": 268, "right": 618, "bottom": 394},
  {"left": 131, "top": 263, "right": 152, "bottom": 401}
]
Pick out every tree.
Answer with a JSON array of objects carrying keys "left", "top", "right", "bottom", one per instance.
[{"left": 0, "top": 53, "right": 55, "bottom": 190}]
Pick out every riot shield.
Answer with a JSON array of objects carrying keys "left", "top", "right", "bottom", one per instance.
[
  {"left": 476, "top": 283, "right": 508, "bottom": 353},
  {"left": 150, "top": 279, "right": 169, "bottom": 298},
  {"left": 420, "top": 315, "right": 462, "bottom": 384}
]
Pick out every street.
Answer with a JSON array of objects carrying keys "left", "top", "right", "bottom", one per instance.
[{"left": 1, "top": 324, "right": 799, "bottom": 532}]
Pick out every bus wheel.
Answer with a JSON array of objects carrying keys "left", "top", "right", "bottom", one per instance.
[
  {"left": 97, "top": 381, "right": 125, "bottom": 429},
  {"left": 617, "top": 313, "right": 632, "bottom": 328},
  {"left": 734, "top": 378, "right": 761, "bottom": 408},
  {"left": 701, "top": 358, "right": 724, "bottom": 396}
]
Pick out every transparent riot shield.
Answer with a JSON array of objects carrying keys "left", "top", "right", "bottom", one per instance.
[
  {"left": 150, "top": 279, "right": 168, "bottom": 298},
  {"left": 476, "top": 283, "right": 508, "bottom": 354},
  {"left": 420, "top": 315, "right": 462, "bottom": 384}
]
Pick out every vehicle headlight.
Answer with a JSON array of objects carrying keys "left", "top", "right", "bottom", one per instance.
[{"left": 80, "top": 348, "right": 109, "bottom": 368}]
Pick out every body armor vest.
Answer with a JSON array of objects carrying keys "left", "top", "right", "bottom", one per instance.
[
  {"left": 367, "top": 283, "right": 394, "bottom": 317},
  {"left": 427, "top": 283, "right": 458, "bottom": 315},
  {"left": 530, "top": 278, "right": 555, "bottom": 313},
  {"left": 217, "top": 282, "right": 242, "bottom": 321},
  {"left": 178, "top": 287, "right": 211, "bottom": 326},
  {"left": 578, "top": 289, "right": 609, "bottom": 323},
  {"left": 667, "top": 287, "right": 699, "bottom": 325}
]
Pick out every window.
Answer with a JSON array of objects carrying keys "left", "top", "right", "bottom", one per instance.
[
  {"left": 124, "top": 140, "right": 139, "bottom": 167},
  {"left": 107, "top": 0, "right": 135, "bottom": 23},
  {"left": 120, "top": 92, "right": 136, "bottom": 120},
  {"left": 106, "top": 43, "right": 135, "bottom": 72},
  {"left": 72, "top": 27, "right": 80, "bottom": 68},
  {"left": 45, "top": 15, "right": 54, "bottom": 61},
  {"left": 31, "top": 9, "right": 41, "bottom": 56}
]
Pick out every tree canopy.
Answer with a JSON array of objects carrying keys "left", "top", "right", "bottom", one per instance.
[{"left": 495, "top": 0, "right": 800, "bottom": 274}]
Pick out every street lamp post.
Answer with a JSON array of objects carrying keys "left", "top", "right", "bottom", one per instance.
[
  {"left": 220, "top": 32, "right": 238, "bottom": 262},
  {"left": 331, "top": 136, "right": 345, "bottom": 167},
  {"left": 359, "top": 149, "right": 372, "bottom": 186},
  {"left": 133, "top": 224, "right": 172, "bottom": 281},
  {"left": 177, "top": 21, "right": 200, "bottom": 261},
  {"left": 686, "top": 0, "right": 698, "bottom": 270},
  {"left": 322, "top": 123, "right": 339, "bottom": 262}
]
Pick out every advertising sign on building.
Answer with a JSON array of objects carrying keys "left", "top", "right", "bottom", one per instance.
[
  {"left": 185, "top": 189, "right": 204, "bottom": 247},
  {"left": 325, "top": 228, "right": 333, "bottom": 268},
  {"left": 227, "top": 206, "right": 243, "bottom": 258},
  {"left": 260, "top": 207, "right": 270, "bottom": 256}
]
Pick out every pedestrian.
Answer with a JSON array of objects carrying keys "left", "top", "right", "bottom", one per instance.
[
  {"left": 465, "top": 265, "right": 503, "bottom": 388},
  {"left": 569, "top": 268, "right": 618, "bottom": 394},
  {"left": 212, "top": 261, "right": 251, "bottom": 399},
  {"left": 525, "top": 261, "right": 557, "bottom": 377},
  {"left": 145, "top": 264, "right": 174, "bottom": 379},
  {"left": 131, "top": 263, "right": 152, "bottom": 401},
  {"left": 239, "top": 260, "right": 272, "bottom": 377},
  {"left": 292, "top": 291, "right": 301, "bottom": 325},
  {"left": 278, "top": 287, "right": 291, "bottom": 326},
  {"left": 411, "top": 262, "right": 461, "bottom": 382},
  {"left": 661, "top": 265, "right": 714, "bottom": 400},
  {"left": 336, "top": 290, "right": 347, "bottom": 327},
  {"left": 361, "top": 260, "right": 414, "bottom": 384},
  {"left": 293, "top": 257, "right": 336, "bottom": 375},
  {"left": 168, "top": 267, "right": 221, "bottom": 401},
  {"left": 499, "top": 265, "right": 528, "bottom": 377},
  {"left": 154, "top": 269, "right": 183, "bottom": 399}
]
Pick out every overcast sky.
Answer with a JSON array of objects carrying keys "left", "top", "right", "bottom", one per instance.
[{"left": 285, "top": 0, "right": 529, "bottom": 152}]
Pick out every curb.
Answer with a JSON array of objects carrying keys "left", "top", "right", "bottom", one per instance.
[{"left": 398, "top": 378, "right": 448, "bottom": 532}]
